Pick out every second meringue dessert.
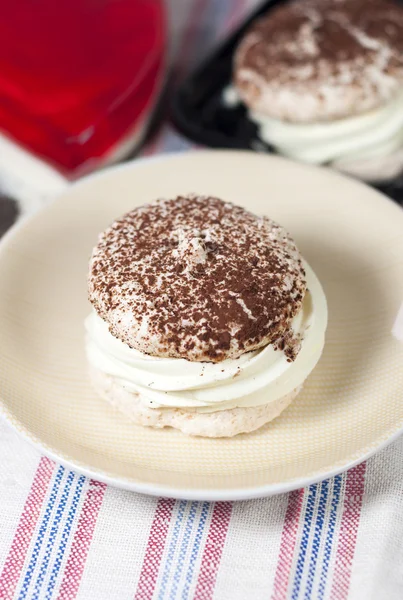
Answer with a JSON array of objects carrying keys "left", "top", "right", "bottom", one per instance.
[
  {"left": 86, "top": 195, "right": 327, "bottom": 437},
  {"left": 233, "top": 0, "right": 403, "bottom": 182}
]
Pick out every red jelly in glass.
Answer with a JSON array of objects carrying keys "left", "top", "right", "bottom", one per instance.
[{"left": 0, "top": 0, "right": 166, "bottom": 177}]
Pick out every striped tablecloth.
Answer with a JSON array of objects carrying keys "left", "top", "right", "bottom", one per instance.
[{"left": 1, "top": 1, "right": 403, "bottom": 598}]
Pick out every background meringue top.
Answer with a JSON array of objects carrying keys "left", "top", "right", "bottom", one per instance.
[
  {"left": 234, "top": 0, "right": 403, "bottom": 123},
  {"left": 88, "top": 195, "right": 306, "bottom": 363}
]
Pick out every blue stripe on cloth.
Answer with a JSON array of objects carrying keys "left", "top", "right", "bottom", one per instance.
[
  {"left": 169, "top": 502, "right": 199, "bottom": 600},
  {"left": 291, "top": 484, "right": 318, "bottom": 600},
  {"left": 317, "top": 475, "right": 343, "bottom": 600},
  {"left": 157, "top": 500, "right": 187, "bottom": 600},
  {"left": 18, "top": 465, "right": 65, "bottom": 600},
  {"left": 182, "top": 502, "right": 210, "bottom": 600},
  {"left": 304, "top": 480, "right": 330, "bottom": 599},
  {"left": 45, "top": 475, "right": 86, "bottom": 600},
  {"left": 31, "top": 470, "right": 76, "bottom": 600}
]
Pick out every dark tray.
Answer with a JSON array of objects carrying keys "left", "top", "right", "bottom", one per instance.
[{"left": 171, "top": 0, "right": 403, "bottom": 205}]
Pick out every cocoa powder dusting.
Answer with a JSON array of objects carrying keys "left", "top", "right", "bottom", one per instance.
[
  {"left": 88, "top": 195, "right": 306, "bottom": 362},
  {"left": 234, "top": 0, "right": 403, "bottom": 122}
]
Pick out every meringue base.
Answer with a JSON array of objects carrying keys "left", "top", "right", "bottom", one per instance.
[{"left": 90, "top": 367, "right": 302, "bottom": 438}]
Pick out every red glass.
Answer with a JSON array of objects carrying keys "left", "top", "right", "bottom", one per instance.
[{"left": 0, "top": 0, "right": 166, "bottom": 177}]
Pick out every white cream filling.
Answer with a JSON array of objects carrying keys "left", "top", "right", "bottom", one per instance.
[
  {"left": 86, "top": 262, "right": 327, "bottom": 413},
  {"left": 249, "top": 90, "right": 403, "bottom": 177}
]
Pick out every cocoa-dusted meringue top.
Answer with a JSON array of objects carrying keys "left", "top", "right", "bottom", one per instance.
[
  {"left": 234, "top": 0, "right": 403, "bottom": 123},
  {"left": 88, "top": 195, "right": 306, "bottom": 362}
]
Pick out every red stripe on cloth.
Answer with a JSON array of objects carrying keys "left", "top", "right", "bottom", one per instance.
[
  {"left": 330, "top": 462, "right": 366, "bottom": 600},
  {"left": 134, "top": 498, "right": 176, "bottom": 600},
  {"left": 57, "top": 480, "right": 106, "bottom": 600},
  {"left": 0, "top": 457, "right": 55, "bottom": 600},
  {"left": 271, "top": 488, "right": 305, "bottom": 600},
  {"left": 194, "top": 501, "right": 232, "bottom": 600}
]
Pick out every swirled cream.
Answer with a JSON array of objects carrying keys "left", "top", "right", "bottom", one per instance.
[
  {"left": 249, "top": 90, "right": 403, "bottom": 181},
  {"left": 86, "top": 262, "right": 327, "bottom": 414}
]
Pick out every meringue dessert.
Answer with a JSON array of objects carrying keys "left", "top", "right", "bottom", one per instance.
[
  {"left": 86, "top": 194, "right": 327, "bottom": 437},
  {"left": 233, "top": 0, "right": 403, "bottom": 182}
]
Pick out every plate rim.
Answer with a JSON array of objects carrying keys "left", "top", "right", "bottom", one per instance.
[
  {"left": 1, "top": 150, "right": 403, "bottom": 501},
  {"left": 1, "top": 403, "right": 402, "bottom": 501}
]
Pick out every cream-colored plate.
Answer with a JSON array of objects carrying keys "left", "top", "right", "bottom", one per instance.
[{"left": 1, "top": 151, "right": 403, "bottom": 501}]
